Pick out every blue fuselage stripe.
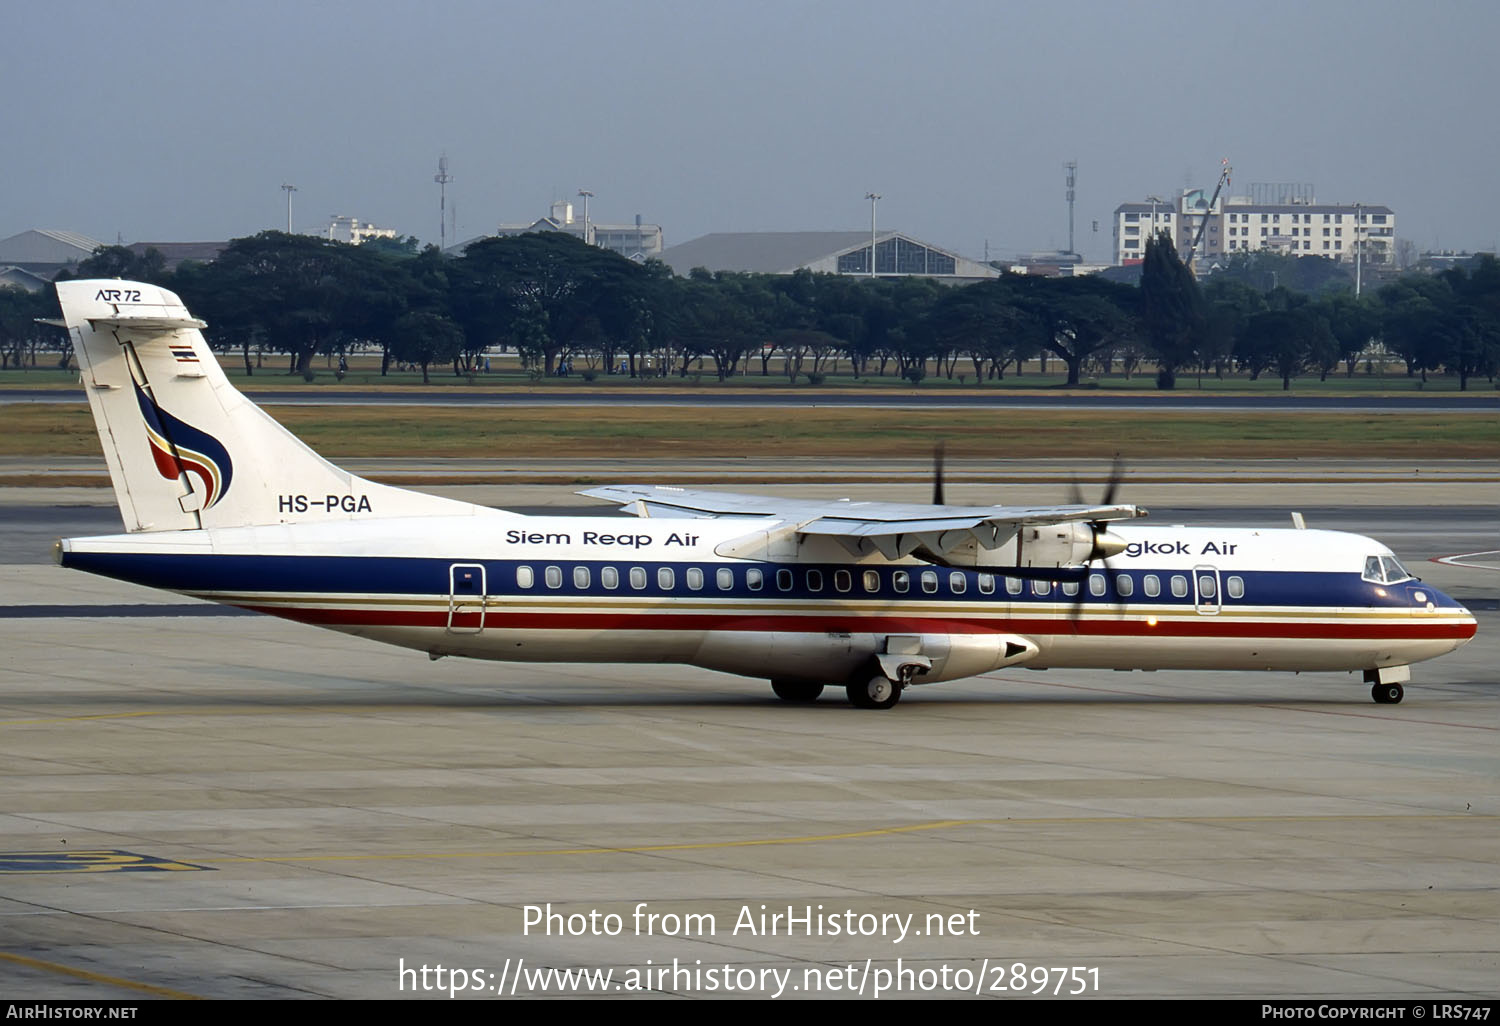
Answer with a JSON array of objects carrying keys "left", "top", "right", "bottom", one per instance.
[{"left": 59, "top": 551, "right": 1439, "bottom": 611}]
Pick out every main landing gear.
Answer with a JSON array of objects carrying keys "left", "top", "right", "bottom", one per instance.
[
  {"left": 771, "top": 679, "right": 824, "bottom": 703},
  {"left": 1371, "top": 682, "right": 1404, "bottom": 704}
]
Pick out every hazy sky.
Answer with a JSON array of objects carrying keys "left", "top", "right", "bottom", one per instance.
[{"left": 5, "top": 0, "right": 1497, "bottom": 263}]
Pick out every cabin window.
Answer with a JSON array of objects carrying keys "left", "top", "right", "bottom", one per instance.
[
  {"left": 893, "top": 571, "right": 910, "bottom": 594},
  {"left": 1227, "top": 575, "right": 1244, "bottom": 599},
  {"left": 807, "top": 569, "right": 824, "bottom": 591},
  {"left": 747, "top": 568, "right": 764, "bottom": 591},
  {"left": 1171, "top": 574, "right": 1189, "bottom": 598},
  {"left": 863, "top": 570, "right": 880, "bottom": 593},
  {"left": 777, "top": 569, "right": 793, "bottom": 591},
  {"left": 1144, "top": 574, "right": 1161, "bottom": 597},
  {"left": 978, "top": 573, "right": 995, "bottom": 595},
  {"left": 630, "top": 567, "right": 647, "bottom": 590},
  {"left": 1006, "top": 576, "right": 1023, "bottom": 595},
  {"left": 949, "top": 572, "right": 966, "bottom": 594},
  {"left": 686, "top": 568, "right": 704, "bottom": 591},
  {"left": 1089, "top": 573, "right": 1107, "bottom": 597},
  {"left": 658, "top": 567, "right": 675, "bottom": 590},
  {"left": 1062, "top": 580, "right": 1080, "bottom": 597},
  {"left": 835, "top": 569, "right": 852, "bottom": 593},
  {"left": 516, "top": 566, "right": 534, "bottom": 589},
  {"left": 1034, "top": 580, "right": 1051, "bottom": 597},
  {"left": 717, "top": 568, "right": 734, "bottom": 590},
  {"left": 921, "top": 570, "right": 939, "bottom": 594},
  {"left": 1197, "top": 574, "right": 1216, "bottom": 599},
  {"left": 545, "top": 565, "right": 562, "bottom": 589},
  {"left": 1115, "top": 574, "right": 1134, "bottom": 597},
  {"left": 602, "top": 566, "right": 619, "bottom": 590},
  {"left": 573, "top": 566, "right": 590, "bottom": 589}
]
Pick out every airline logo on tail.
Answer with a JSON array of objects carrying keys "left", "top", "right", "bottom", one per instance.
[{"left": 132, "top": 383, "right": 234, "bottom": 509}]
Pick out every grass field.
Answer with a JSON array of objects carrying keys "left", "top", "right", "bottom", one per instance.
[
  {"left": 5, "top": 404, "right": 1496, "bottom": 461},
  {"left": 2, "top": 358, "right": 1495, "bottom": 395}
]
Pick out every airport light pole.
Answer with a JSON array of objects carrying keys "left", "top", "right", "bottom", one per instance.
[
  {"left": 1354, "top": 202, "right": 1363, "bottom": 297},
  {"left": 1147, "top": 195, "right": 1163, "bottom": 249},
  {"left": 865, "top": 192, "right": 881, "bottom": 277},
  {"left": 578, "top": 189, "right": 594, "bottom": 246},
  {"left": 281, "top": 183, "right": 297, "bottom": 234}
]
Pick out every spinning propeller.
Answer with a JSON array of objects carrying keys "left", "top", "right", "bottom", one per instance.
[{"left": 1066, "top": 453, "right": 1131, "bottom": 620}]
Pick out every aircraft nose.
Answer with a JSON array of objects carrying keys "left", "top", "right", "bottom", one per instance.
[
  {"left": 1407, "top": 582, "right": 1477, "bottom": 642},
  {"left": 1406, "top": 582, "right": 1460, "bottom": 612}
]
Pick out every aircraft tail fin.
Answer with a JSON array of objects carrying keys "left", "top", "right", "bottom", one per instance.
[{"left": 56, "top": 279, "right": 484, "bottom": 532}]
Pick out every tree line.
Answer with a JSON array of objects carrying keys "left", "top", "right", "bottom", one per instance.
[{"left": 2, "top": 229, "right": 1494, "bottom": 389}]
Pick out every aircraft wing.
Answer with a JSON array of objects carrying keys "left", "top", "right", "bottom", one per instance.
[{"left": 579, "top": 484, "right": 1145, "bottom": 560}]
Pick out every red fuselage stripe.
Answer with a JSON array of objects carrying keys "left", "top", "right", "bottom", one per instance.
[{"left": 244, "top": 606, "right": 1478, "bottom": 641}]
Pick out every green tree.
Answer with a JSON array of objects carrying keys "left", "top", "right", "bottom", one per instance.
[
  {"left": 1140, "top": 231, "right": 1205, "bottom": 388},
  {"left": 0, "top": 287, "right": 66, "bottom": 369},
  {"left": 389, "top": 311, "right": 464, "bottom": 384},
  {"left": 1437, "top": 255, "right": 1500, "bottom": 389},
  {"left": 451, "top": 233, "right": 644, "bottom": 376},
  {"left": 63, "top": 245, "right": 170, "bottom": 283},
  {"left": 194, "top": 232, "right": 403, "bottom": 378},
  {"left": 1235, "top": 306, "right": 1331, "bottom": 390}
]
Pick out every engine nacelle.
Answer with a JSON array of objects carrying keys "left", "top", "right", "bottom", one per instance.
[{"left": 932, "top": 522, "right": 1125, "bottom": 570}]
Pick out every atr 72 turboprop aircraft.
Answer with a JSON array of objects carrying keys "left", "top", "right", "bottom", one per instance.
[{"left": 52, "top": 280, "right": 1475, "bottom": 709}]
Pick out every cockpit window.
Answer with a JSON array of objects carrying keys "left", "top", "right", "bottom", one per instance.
[
  {"left": 1363, "top": 554, "right": 1414, "bottom": 584},
  {"left": 1380, "top": 556, "right": 1412, "bottom": 583}
]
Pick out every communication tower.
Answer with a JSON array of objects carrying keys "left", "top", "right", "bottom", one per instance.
[{"left": 434, "top": 154, "right": 454, "bottom": 250}]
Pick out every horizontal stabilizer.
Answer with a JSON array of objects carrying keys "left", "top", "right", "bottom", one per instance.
[{"left": 88, "top": 315, "right": 208, "bottom": 335}]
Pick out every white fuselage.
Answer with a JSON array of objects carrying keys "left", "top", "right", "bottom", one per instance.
[{"left": 59, "top": 515, "right": 1476, "bottom": 689}]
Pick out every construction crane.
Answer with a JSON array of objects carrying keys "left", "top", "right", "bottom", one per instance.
[{"left": 1184, "top": 157, "right": 1231, "bottom": 269}]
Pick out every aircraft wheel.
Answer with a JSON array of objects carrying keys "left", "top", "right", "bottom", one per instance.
[
  {"left": 846, "top": 673, "right": 901, "bottom": 710},
  {"left": 1371, "top": 682, "right": 1404, "bottom": 704},
  {"left": 771, "top": 679, "right": 824, "bottom": 702}
]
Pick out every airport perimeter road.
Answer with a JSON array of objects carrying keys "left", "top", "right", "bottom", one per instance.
[
  {"left": 0, "top": 488, "right": 1495, "bottom": 1000},
  {"left": 3, "top": 386, "right": 1498, "bottom": 412}
]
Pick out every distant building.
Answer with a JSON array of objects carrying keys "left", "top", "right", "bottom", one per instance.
[
  {"left": 1112, "top": 190, "right": 1396, "bottom": 270},
  {"left": 0, "top": 229, "right": 104, "bottom": 280},
  {"left": 0, "top": 266, "right": 53, "bottom": 292},
  {"left": 321, "top": 215, "right": 397, "bottom": 246},
  {"left": 489, "top": 200, "right": 664, "bottom": 260},
  {"left": 1417, "top": 250, "right": 1486, "bottom": 273},
  {"left": 660, "top": 231, "right": 999, "bottom": 281},
  {"left": 1005, "top": 252, "right": 1111, "bottom": 278}
]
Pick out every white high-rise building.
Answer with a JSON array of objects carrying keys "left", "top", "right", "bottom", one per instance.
[{"left": 1113, "top": 189, "right": 1395, "bottom": 269}]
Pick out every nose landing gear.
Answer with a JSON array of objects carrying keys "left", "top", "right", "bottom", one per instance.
[
  {"left": 1364, "top": 666, "right": 1409, "bottom": 705},
  {"left": 847, "top": 672, "right": 902, "bottom": 710}
]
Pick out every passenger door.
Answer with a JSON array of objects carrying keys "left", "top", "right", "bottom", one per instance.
[{"left": 448, "top": 563, "right": 487, "bottom": 633}]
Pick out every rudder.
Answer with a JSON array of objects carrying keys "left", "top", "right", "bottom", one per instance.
[{"left": 57, "top": 279, "right": 483, "bottom": 531}]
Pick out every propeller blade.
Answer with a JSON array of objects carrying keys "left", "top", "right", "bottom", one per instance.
[
  {"left": 932, "top": 441, "right": 946, "bottom": 506},
  {"left": 1069, "top": 454, "right": 1130, "bottom": 623},
  {"left": 1100, "top": 452, "right": 1125, "bottom": 506}
]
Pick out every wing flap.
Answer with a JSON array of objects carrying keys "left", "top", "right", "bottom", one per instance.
[{"left": 582, "top": 484, "right": 1146, "bottom": 561}]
